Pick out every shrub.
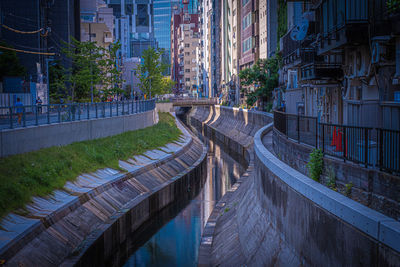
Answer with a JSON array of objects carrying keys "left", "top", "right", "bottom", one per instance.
[
  {"left": 307, "top": 149, "right": 324, "bottom": 182},
  {"left": 326, "top": 166, "right": 336, "bottom": 191}
]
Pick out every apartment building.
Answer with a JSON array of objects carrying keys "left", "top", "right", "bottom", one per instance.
[
  {"left": 171, "top": 3, "right": 200, "bottom": 95},
  {"left": 279, "top": 0, "right": 400, "bottom": 130},
  {"left": 240, "top": 0, "right": 259, "bottom": 70},
  {"left": 81, "top": 0, "right": 114, "bottom": 48}
]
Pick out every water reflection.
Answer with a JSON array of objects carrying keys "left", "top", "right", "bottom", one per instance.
[{"left": 122, "top": 138, "right": 245, "bottom": 267}]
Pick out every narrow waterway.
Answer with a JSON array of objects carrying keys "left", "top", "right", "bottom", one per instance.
[{"left": 121, "top": 128, "right": 245, "bottom": 266}]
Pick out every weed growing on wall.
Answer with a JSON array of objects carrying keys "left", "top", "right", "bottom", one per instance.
[
  {"left": 326, "top": 166, "right": 337, "bottom": 191},
  {"left": 307, "top": 149, "right": 324, "bottom": 182}
]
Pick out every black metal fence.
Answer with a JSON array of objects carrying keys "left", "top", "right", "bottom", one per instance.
[
  {"left": 274, "top": 111, "right": 400, "bottom": 174},
  {"left": 0, "top": 99, "right": 156, "bottom": 130}
]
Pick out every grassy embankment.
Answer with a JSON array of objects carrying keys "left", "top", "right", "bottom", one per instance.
[{"left": 0, "top": 112, "right": 181, "bottom": 218}]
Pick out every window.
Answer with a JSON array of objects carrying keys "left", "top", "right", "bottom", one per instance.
[
  {"left": 185, "top": 52, "right": 190, "bottom": 56},
  {"left": 242, "top": 0, "right": 250, "bottom": 6},
  {"left": 136, "top": 4, "right": 149, "bottom": 26},
  {"left": 242, "top": 13, "right": 252, "bottom": 30},
  {"left": 242, "top": 37, "right": 252, "bottom": 53},
  {"left": 185, "top": 69, "right": 190, "bottom": 73},
  {"left": 186, "top": 78, "right": 190, "bottom": 81},
  {"left": 185, "top": 43, "right": 190, "bottom": 47}
]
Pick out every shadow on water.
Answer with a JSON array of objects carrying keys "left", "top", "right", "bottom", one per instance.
[{"left": 114, "top": 109, "right": 246, "bottom": 267}]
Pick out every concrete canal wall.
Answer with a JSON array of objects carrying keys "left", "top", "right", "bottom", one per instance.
[
  {"left": 189, "top": 106, "right": 400, "bottom": 266},
  {"left": 1, "top": 118, "right": 207, "bottom": 266},
  {"left": 0, "top": 109, "right": 157, "bottom": 157}
]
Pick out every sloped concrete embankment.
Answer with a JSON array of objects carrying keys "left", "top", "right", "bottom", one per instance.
[
  {"left": 193, "top": 106, "right": 400, "bottom": 266},
  {"left": 0, "top": 118, "right": 207, "bottom": 266}
]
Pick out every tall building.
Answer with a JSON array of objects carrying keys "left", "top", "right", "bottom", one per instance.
[
  {"left": 1, "top": 0, "right": 80, "bottom": 104},
  {"left": 198, "top": 0, "right": 220, "bottom": 98},
  {"left": 154, "top": 0, "right": 180, "bottom": 75},
  {"left": 171, "top": 3, "right": 200, "bottom": 95},
  {"left": 240, "top": 0, "right": 259, "bottom": 70},
  {"left": 105, "top": 0, "right": 156, "bottom": 58}
]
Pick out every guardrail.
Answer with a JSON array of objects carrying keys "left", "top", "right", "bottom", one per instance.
[
  {"left": 0, "top": 99, "right": 156, "bottom": 130},
  {"left": 273, "top": 111, "right": 400, "bottom": 174}
]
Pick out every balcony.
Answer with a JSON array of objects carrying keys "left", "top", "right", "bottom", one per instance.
[
  {"left": 300, "top": 63, "right": 343, "bottom": 81},
  {"left": 317, "top": 0, "right": 369, "bottom": 55},
  {"left": 280, "top": 28, "right": 301, "bottom": 67}
]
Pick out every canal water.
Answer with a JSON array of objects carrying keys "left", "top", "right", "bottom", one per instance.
[{"left": 121, "top": 129, "right": 245, "bottom": 266}]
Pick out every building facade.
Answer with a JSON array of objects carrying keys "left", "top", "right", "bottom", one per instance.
[
  {"left": 171, "top": 4, "right": 200, "bottom": 95},
  {"left": 279, "top": 0, "right": 400, "bottom": 130}
]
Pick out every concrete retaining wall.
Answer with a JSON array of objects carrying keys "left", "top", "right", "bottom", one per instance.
[
  {"left": 255, "top": 125, "right": 400, "bottom": 266},
  {"left": 272, "top": 128, "right": 400, "bottom": 221},
  {"left": 191, "top": 105, "right": 400, "bottom": 266},
  {"left": 0, "top": 110, "right": 157, "bottom": 157}
]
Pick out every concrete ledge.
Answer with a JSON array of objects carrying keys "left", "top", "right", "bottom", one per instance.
[
  {"left": 1, "top": 109, "right": 157, "bottom": 157},
  {"left": 254, "top": 123, "right": 400, "bottom": 263}
]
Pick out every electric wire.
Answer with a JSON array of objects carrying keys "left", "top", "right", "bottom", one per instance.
[
  {"left": 1, "top": 24, "right": 44, "bottom": 34},
  {"left": 0, "top": 45, "right": 55, "bottom": 55}
]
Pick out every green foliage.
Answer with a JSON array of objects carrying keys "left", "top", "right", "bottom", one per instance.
[
  {"left": 136, "top": 47, "right": 170, "bottom": 97},
  {"left": 387, "top": 0, "right": 400, "bottom": 13},
  {"left": 98, "top": 42, "right": 124, "bottom": 99},
  {"left": 239, "top": 57, "right": 279, "bottom": 107},
  {"left": 265, "top": 102, "right": 273, "bottom": 112},
  {"left": 0, "top": 113, "right": 181, "bottom": 218},
  {"left": 307, "top": 149, "right": 324, "bottom": 182},
  {"left": 326, "top": 166, "right": 337, "bottom": 190},
  {"left": 0, "top": 41, "right": 26, "bottom": 81},
  {"left": 50, "top": 60, "right": 68, "bottom": 103},
  {"left": 345, "top": 182, "right": 353, "bottom": 197},
  {"left": 277, "top": 0, "right": 288, "bottom": 50}
]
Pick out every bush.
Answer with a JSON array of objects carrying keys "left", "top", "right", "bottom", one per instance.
[{"left": 307, "top": 149, "right": 324, "bottom": 182}]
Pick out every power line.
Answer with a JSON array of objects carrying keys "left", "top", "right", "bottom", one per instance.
[
  {"left": 1, "top": 24, "right": 44, "bottom": 34},
  {"left": 0, "top": 45, "right": 55, "bottom": 55}
]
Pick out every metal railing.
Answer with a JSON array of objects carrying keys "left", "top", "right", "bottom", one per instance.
[
  {"left": 274, "top": 111, "right": 400, "bottom": 174},
  {"left": 0, "top": 99, "right": 156, "bottom": 130}
]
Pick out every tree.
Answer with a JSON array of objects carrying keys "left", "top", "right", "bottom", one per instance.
[
  {"left": 160, "top": 76, "right": 175, "bottom": 95},
  {"left": 135, "top": 47, "right": 169, "bottom": 98},
  {"left": 0, "top": 42, "right": 26, "bottom": 81},
  {"left": 98, "top": 42, "right": 124, "bottom": 99},
  {"left": 63, "top": 37, "right": 103, "bottom": 102},
  {"left": 49, "top": 60, "right": 68, "bottom": 103},
  {"left": 239, "top": 57, "right": 279, "bottom": 108}
]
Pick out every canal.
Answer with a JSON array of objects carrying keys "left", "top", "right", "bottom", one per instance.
[{"left": 121, "top": 117, "right": 246, "bottom": 266}]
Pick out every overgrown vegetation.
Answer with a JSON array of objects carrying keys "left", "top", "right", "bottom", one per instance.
[
  {"left": 345, "top": 182, "right": 353, "bottom": 197},
  {"left": 326, "top": 166, "right": 337, "bottom": 191},
  {"left": 0, "top": 112, "right": 181, "bottom": 218},
  {"left": 307, "top": 149, "right": 324, "bottom": 182},
  {"left": 277, "top": 0, "right": 288, "bottom": 50}
]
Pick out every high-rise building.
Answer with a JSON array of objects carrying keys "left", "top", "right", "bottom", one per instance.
[
  {"left": 171, "top": 3, "right": 200, "bottom": 95},
  {"left": 105, "top": 0, "right": 156, "bottom": 58},
  {"left": 240, "top": 0, "right": 259, "bottom": 70},
  {"left": 198, "top": 0, "right": 220, "bottom": 98},
  {"left": 154, "top": 0, "right": 180, "bottom": 75}
]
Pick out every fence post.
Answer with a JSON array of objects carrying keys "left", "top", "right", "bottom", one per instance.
[
  {"left": 47, "top": 105, "right": 50, "bottom": 124},
  {"left": 122, "top": 100, "right": 125, "bottom": 114},
  {"left": 87, "top": 103, "right": 90, "bottom": 119},
  {"left": 58, "top": 105, "right": 61, "bottom": 123},
  {"left": 35, "top": 106, "right": 39, "bottom": 126},
  {"left": 78, "top": 103, "right": 81, "bottom": 120},
  {"left": 322, "top": 124, "right": 325, "bottom": 153},
  {"left": 23, "top": 107, "right": 26, "bottom": 127},
  {"left": 297, "top": 115, "right": 300, "bottom": 143},
  {"left": 343, "top": 126, "right": 346, "bottom": 162},
  {"left": 9, "top": 107, "right": 13, "bottom": 129},
  {"left": 95, "top": 103, "right": 98, "bottom": 118},
  {"left": 364, "top": 128, "right": 368, "bottom": 168},
  {"left": 117, "top": 101, "right": 119, "bottom": 116},
  {"left": 315, "top": 118, "right": 318, "bottom": 149},
  {"left": 379, "top": 129, "right": 383, "bottom": 171},
  {"left": 285, "top": 113, "right": 288, "bottom": 138}
]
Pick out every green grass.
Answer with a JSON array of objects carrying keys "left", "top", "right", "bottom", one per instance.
[{"left": 0, "top": 112, "right": 181, "bottom": 218}]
